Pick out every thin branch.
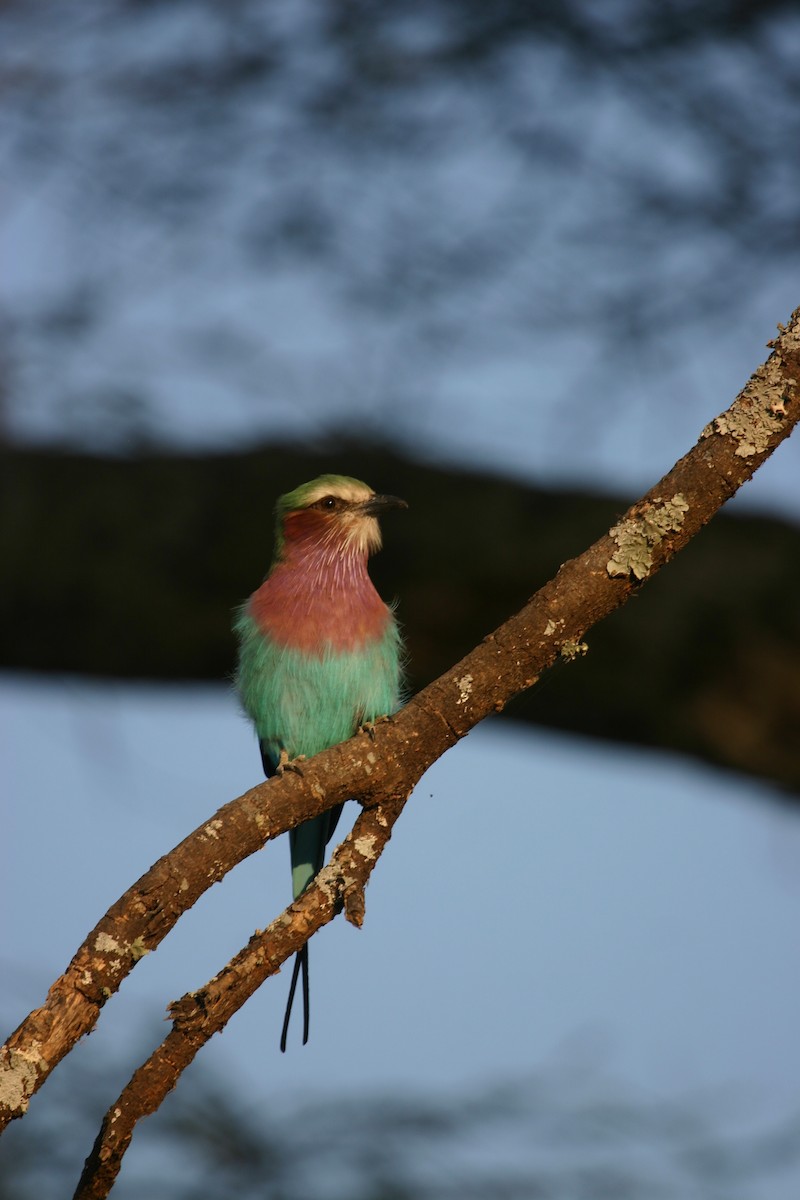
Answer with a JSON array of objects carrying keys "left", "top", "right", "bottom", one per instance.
[{"left": 2, "top": 311, "right": 799, "bottom": 1153}]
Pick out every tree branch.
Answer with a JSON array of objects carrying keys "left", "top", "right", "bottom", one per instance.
[
  {"left": 73, "top": 796, "right": 407, "bottom": 1199},
  {"left": 2, "top": 312, "right": 799, "bottom": 1172}
]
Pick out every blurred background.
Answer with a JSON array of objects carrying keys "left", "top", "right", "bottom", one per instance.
[{"left": 2, "top": 2, "right": 800, "bottom": 1196}]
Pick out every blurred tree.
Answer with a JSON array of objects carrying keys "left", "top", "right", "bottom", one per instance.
[
  {"left": 2, "top": 442, "right": 799, "bottom": 795},
  {"left": 0, "top": 0, "right": 798, "bottom": 447},
  {"left": 1, "top": 1042, "right": 798, "bottom": 1199}
]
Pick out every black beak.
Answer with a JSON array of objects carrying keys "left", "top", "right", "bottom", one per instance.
[{"left": 360, "top": 494, "right": 408, "bottom": 516}]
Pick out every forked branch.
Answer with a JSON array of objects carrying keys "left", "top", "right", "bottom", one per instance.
[{"left": 1, "top": 311, "right": 799, "bottom": 1197}]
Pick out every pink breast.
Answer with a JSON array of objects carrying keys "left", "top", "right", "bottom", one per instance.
[{"left": 249, "top": 563, "right": 390, "bottom": 654}]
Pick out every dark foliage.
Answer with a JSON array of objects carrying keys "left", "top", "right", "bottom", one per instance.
[{"left": 3, "top": 443, "right": 800, "bottom": 795}]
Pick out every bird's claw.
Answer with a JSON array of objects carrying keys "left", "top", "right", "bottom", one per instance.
[
  {"left": 358, "top": 714, "right": 390, "bottom": 741},
  {"left": 275, "top": 749, "right": 307, "bottom": 777}
]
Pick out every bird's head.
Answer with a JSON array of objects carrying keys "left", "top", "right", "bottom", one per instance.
[{"left": 273, "top": 474, "right": 407, "bottom": 561}]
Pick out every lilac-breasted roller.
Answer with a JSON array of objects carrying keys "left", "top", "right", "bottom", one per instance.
[{"left": 234, "top": 475, "right": 406, "bottom": 1050}]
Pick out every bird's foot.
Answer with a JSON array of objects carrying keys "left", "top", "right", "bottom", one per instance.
[
  {"left": 358, "top": 714, "right": 390, "bottom": 741},
  {"left": 275, "top": 749, "right": 307, "bottom": 776}
]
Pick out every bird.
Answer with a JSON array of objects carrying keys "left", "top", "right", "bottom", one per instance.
[{"left": 234, "top": 474, "right": 406, "bottom": 1051}]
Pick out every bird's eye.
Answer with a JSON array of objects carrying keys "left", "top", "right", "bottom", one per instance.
[{"left": 318, "top": 496, "right": 339, "bottom": 510}]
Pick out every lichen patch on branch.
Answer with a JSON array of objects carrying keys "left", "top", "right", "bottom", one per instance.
[
  {"left": 607, "top": 493, "right": 689, "bottom": 580},
  {"left": 706, "top": 401, "right": 785, "bottom": 457},
  {"left": 94, "top": 933, "right": 123, "bottom": 955},
  {"left": 0, "top": 1043, "right": 48, "bottom": 1114},
  {"left": 560, "top": 639, "right": 588, "bottom": 660},
  {"left": 702, "top": 341, "right": 797, "bottom": 456},
  {"left": 353, "top": 833, "right": 377, "bottom": 859},
  {"left": 130, "top": 937, "right": 150, "bottom": 962},
  {"left": 455, "top": 673, "right": 474, "bottom": 705}
]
